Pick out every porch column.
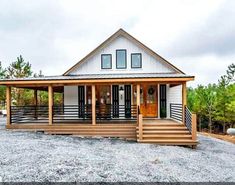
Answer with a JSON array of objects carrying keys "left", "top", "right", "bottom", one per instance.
[
  {"left": 6, "top": 86, "right": 11, "bottom": 126},
  {"left": 48, "top": 85, "right": 53, "bottom": 125},
  {"left": 92, "top": 85, "right": 96, "bottom": 125},
  {"left": 136, "top": 84, "right": 140, "bottom": 110},
  {"left": 182, "top": 82, "right": 187, "bottom": 124},
  {"left": 34, "top": 89, "right": 38, "bottom": 119}
]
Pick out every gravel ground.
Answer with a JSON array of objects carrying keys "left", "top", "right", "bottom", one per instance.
[{"left": 0, "top": 117, "right": 234, "bottom": 182}]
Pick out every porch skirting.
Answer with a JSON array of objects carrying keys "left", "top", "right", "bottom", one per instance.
[{"left": 6, "top": 123, "right": 138, "bottom": 140}]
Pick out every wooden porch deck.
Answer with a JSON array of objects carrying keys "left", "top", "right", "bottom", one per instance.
[{"left": 6, "top": 118, "right": 197, "bottom": 147}]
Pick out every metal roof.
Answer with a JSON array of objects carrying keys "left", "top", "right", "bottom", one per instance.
[{"left": 0, "top": 73, "right": 194, "bottom": 82}]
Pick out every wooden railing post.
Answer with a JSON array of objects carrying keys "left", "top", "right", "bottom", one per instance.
[
  {"left": 192, "top": 113, "right": 197, "bottom": 140},
  {"left": 48, "top": 85, "right": 53, "bottom": 125},
  {"left": 34, "top": 89, "right": 38, "bottom": 119},
  {"left": 182, "top": 82, "right": 187, "bottom": 124},
  {"left": 136, "top": 84, "right": 140, "bottom": 108},
  {"left": 92, "top": 85, "right": 96, "bottom": 125},
  {"left": 6, "top": 86, "right": 11, "bottom": 126},
  {"left": 138, "top": 114, "right": 143, "bottom": 141}
]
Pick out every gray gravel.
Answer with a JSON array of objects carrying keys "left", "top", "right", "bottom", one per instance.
[{"left": 0, "top": 117, "right": 234, "bottom": 182}]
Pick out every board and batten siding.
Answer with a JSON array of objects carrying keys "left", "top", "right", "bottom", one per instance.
[
  {"left": 69, "top": 36, "right": 175, "bottom": 75},
  {"left": 166, "top": 84, "right": 182, "bottom": 118}
]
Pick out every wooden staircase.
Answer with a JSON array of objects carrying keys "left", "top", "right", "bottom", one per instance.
[{"left": 136, "top": 121, "right": 198, "bottom": 146}]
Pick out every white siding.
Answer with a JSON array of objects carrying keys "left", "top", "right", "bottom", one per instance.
[
  {"left": 64, "top": 86, "right": 78, "bottom": 105},
  {"left": 166, "top": 85, "right": 182, "bottom": 118},
  {"left": 69, "top": 36, "right": 175, "bottom": 75}
]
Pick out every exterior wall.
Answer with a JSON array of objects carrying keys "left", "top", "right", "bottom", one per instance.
[
  {"left": 69, "top": 36, "right": 175, "bottom": 75},
  {"left": 64, "top": 86, "right": 78, "bottom": 105},
  {"left": 166, "top": 84, "right": 182, "bottom": 118}
]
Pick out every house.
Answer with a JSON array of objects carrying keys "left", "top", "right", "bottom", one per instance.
[{"left": 0, "top": 29, "right": 197, "bottom": 147}]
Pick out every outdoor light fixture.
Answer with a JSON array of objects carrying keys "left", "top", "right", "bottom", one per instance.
[{"left": 119, "top": 86, "right": 124, "bottom": 91}]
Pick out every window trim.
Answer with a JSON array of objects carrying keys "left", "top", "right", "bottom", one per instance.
[
  {"left": 131, "top": 53, "right": 142, "bottom": 68},
  {"left": 101, "top": 54, "right": 112, "bottom": 69},
  {"left": 116, "top": 49, "right": 127, "bottom": 69}
]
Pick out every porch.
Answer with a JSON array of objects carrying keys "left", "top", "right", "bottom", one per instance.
[{"left": 3, "top": 76, "right": 197, "bottom": 146}]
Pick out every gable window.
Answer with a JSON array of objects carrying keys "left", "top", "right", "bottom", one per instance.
[
  {"left": 116, "top": 49, "right": 127, "bottom": 69},
  {"left": 131, "top": 53, "right": 142, "bottom": 68},
  {"left": 101, "top": 54, "right": 112, "bottom": 69}
]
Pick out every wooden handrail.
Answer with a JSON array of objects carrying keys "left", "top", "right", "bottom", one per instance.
[{"left": 192, "top": 113, "right": 197, "bottom": 141}]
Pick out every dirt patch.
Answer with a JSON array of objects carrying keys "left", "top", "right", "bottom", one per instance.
[{"left": 200, "top": 132, "right": 235, "bottom": 144}]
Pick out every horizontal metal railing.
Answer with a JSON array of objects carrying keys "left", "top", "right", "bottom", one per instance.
[
  {"left": 10, "top": 104, "right": 137, "bottom": 124},
  {"left": 96, "top": 104, "right": 137, "bottom": 121},
  {"left": 170, "top": 103, "right": 183, "bottom": 122},
  {"left": 10, "top": 105, "right": 48, "bottom": 123},
  {"left": 53, "top": 105, "right": 92, "bottom": 123}
]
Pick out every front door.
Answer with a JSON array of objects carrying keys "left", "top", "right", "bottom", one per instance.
[{"left": 140, "top": 84, "right": 158, "bottom": 117}]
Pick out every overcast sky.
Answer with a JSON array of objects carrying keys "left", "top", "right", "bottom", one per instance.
[{"left": 0, "top": 0, "right": 234, "bottom": 87}]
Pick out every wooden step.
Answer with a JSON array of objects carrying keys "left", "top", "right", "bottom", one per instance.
[
  {"left": 137, "top": 126, "right": 188, "bottom": 130},
  {"left": 138, "top": 139, "right": 198, "bottom": 144},
  {"left": 142, "top": 123, "right": 185, "bottom": 126},
  {"left": 137, "top": 134, "right": 192, "bottom": 139},
  {"left": 136, "top": 130, "right": 190, "bottom": 134}
]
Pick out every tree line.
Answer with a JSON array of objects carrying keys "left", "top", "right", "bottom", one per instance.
[
  {"left": 0, "top": 55, "right": 62, "bottom": 108},
  {"left": 187, "top": 63, "right": 235, "bottom": 134}
]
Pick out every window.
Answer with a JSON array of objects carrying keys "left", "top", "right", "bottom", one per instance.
[
  {"left": 101, "top": 54, "right": 112, "bottom": 69},
  {"left": 131, "top": 53, "right": 142, "bottom": 68},
  {"left": 116, "top": 49, "right": 127, "bottom": 69}
]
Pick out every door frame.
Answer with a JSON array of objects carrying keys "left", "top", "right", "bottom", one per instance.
[{"left": 140, "top": 84, "right": 158, "bottom": 118}]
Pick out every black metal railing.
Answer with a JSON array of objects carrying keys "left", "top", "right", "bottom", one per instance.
[
  {"left": 96, "top": 104, "right": 137, "bottom": 121},
  {"left": 53, "top": 105, "right": 92, "bottom": 123},
  {"left": 10, "top": 105, "right": 48, "bottom": 123},
  {"left": 170, "top": 103, "right": 183, "bottom": 122},
  {"left": 185, "top": 106, "right": 192, "bottom": 133},
  {"left": 10, "top": 104, "right": 138, "bottom": 124}
]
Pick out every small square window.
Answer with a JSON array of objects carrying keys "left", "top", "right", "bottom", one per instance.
[
  {"left": 131, "top": 53, "right": 142, "bottom": 68},
  {"left": 101, "top": 54, "right": 112, "bottom": 69},
  {"left": 116, "top": 50, "right": 127, "bottom": 69}
]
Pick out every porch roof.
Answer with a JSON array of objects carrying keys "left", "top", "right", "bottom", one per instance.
[{"left": 0, "top": 73, "right": 194, "bottom": 85}]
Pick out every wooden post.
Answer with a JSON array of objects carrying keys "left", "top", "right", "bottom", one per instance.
[
  {"left": 48, "top": 85, "right": 53, "bottom": 125},
  {"left": 182, "top": 82, "right": 187, "bottom": 124},
  {"left": 138, "top": 114, "right": 143, "bottom": 141},
  {"left": 136, "top": 84, "right": 140, "bottom": 108},
  {"left": 34, "top": 89, "right": 38, "bottom": 119},
  {"left": 6, "top": 86, "right": 11, "bottom": 126},
  {"left": 192, "top": 113, "right": 197, "bottom": 141},
  {"left": 92, "top": 85, "right": 96, "bottom": 125}
]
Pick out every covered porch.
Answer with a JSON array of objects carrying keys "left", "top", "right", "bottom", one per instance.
[
  {"left": 6, "top": 82, "right": 187, "bottom": 125},
  {"left": 1, "top": 75, "right": 197, "bottom": 146}
]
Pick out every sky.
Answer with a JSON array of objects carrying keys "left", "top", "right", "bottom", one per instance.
[{"left": 0, "top": 0, "right": 234, "bottom": 87}]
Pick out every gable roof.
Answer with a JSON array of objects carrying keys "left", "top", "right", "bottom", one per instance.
[{"left": 63, "top": 28, "right": 185, "bottom": 75}]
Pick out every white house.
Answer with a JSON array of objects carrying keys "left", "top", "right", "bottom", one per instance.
[{"left": 0, "top": 28, "right": 197, "bottom": 147}]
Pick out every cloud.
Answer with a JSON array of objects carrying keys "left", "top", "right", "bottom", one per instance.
[
  {"left": 163, "top": 0, "right": 235, "bottom": 57},
  {"left": 0, "top": 0, "right": 233, "bottom": 88}
]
